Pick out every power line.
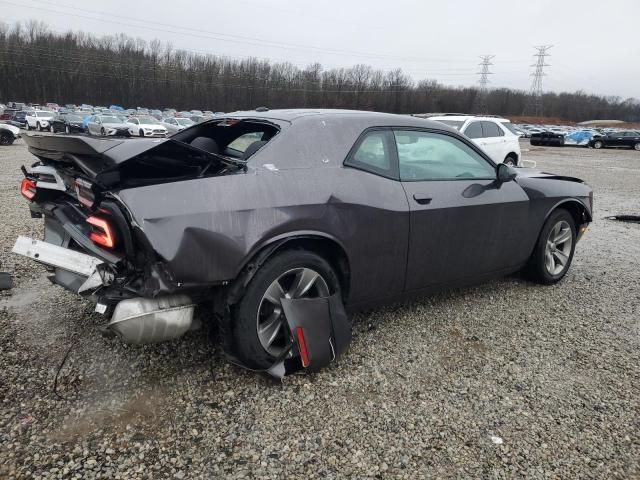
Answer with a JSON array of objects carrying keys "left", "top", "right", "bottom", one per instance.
[
  {"left": 524, "top": 45, "right": 552, "bottom": 116},
  {"left": 2, "top": 0, "right": 480, "bottom": 66}
]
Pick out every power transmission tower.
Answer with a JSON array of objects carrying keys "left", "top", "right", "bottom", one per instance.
[
  {"left": 473, "top": 55, "right": 494, "bottom": 114},
  {"left": 524, "top": 45, "right": 552, "bottom": 117}
]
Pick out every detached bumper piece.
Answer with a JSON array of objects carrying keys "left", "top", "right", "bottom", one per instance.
[
  {"left": 12, "top": 235, "right": 103, "bottom": 277},
  {"left": 229, "top": 293, "right": 352, "bottom": 379}
]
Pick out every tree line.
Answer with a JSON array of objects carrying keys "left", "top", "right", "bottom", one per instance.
[{"left": 1, "top": 20, "right": 639, "bottom": 122}]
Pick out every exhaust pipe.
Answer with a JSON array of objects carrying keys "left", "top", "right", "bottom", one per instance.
[{"left": 108, "top": 294, "right": 196, "bottom": 344}]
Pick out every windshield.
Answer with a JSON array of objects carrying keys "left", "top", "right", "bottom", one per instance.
[
  {"left": 434, "top": 119, "right": 464, "bottom": 130},
  {"left": 65, "top": 114, "right": 83, "bottom": 121},
  {"left": 100, "top": 116, "right": 120, "bottom": 123},
  {"left": 177, "top": 118, "right": 195, "bottom": 126},
  {"left": 35, "top": 111, "right": 51, "bottom": 117},
  {"left": 136, "top": 116, "right": 157, "bottom": 124}
]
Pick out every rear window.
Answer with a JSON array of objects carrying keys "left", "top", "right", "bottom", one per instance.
[
  {"left": 434, "top": 119, "right": 464, "bottom": 130},
  {"left": 500, "top": 122, "right": 519, "bottom": 135}
]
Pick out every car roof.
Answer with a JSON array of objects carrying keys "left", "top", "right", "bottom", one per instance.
[
  {"left": 428, "top": 115, "right": 508, "bottom": 123},
  {"left": 223, "top": 108, "right": 454, "bottom": 131}
]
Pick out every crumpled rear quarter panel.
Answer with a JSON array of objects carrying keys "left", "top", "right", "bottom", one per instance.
[{"left": 117, "top": 165, "right": 410, "bottom": 304}]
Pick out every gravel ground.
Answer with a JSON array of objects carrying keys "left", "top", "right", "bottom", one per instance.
[{"left": 0, "top": 139, "right": 639, "bottom": 479}]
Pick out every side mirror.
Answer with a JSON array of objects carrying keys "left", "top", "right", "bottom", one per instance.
[{"left": 496, "top": 163, "right": 517, "bottom": 184}]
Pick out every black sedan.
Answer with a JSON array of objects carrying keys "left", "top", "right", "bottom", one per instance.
[
  {"left": 530, "top": 131, "right": 565, "bottom": 146},
  {"left": 14, "top": 110, "right": 593, "bottom": 372},
  {"left": 49, "top": 113, "right": 86, "bottom": 134},
  {"left": 588, "top": 131, "right": 640, "bottom": 150}
]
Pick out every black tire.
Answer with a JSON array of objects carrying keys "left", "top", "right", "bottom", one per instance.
[
  {"left": 36, "top": 122, "right": 41, "bottom": 132},
  {"left": 593, "top": 140, "right": 603, "bottom": 149},
  {"left": 139, "top": 129, "right": 144, "bottom": 137},
  {"left": 229, "top": 249, "right": 341, "bottom": 369},
  {"left": 49, "top": 124, "right": 54, "bottom": 133},
  {"left": 100, "top": 127, "right": 106, "bottom": 136},
  {"left": 525, "top": 209, "right": 576, "bottom": 284},
  {"left": 0, "top": 132, "right": 14, "bottom": 146},
  {"left": 634, "top": 143, "right": 640, "bottom": 151}
]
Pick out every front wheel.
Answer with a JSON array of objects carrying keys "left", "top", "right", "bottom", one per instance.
[
  {"left": 100, "top": 127, "right": 106, "bottom": 136},
  {"left": 228, "top": 250, "right": 341, "bottom": 369},
  {"left": 525, "top": 209, "right": 576, "bottom": 284},
  {"left": 634, "top": 143, "right": 640, "bottom": 151},
  {"left": 139, "top": 129, "right": 144, "bottom": 137},
  {"left": 49, "top": 124, "right": 55, "bottom": 133},
  {"left": 0, "top": 132, "right": 14, "bottom": 145},
  {"left": 593, "top": 140, "right": 603, "bottom": 149},
  {"left": 36, "top": 123, "right": 42, "bottom": 132}
]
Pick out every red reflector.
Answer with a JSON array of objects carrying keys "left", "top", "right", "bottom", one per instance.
[
  {"left": 20, "top": 178, "right": 37, "bottom": 201},
  {"left": 295, "top": 327, "right": 310, "bottom": 368},
  {"left": 86, "top": 215, "right": 116, "bottom": 249}
]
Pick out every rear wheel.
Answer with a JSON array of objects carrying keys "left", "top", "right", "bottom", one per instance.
[
  {"left": 634, "top": 143, "right": 640, "bottom": 151},
  {"left": 228, "top": 250, "right": 340, "bottom": 369},
  {"left": 593, "top": 140, "right": 603, "bottom": 149},
  {"left": 504, "top": 154, "right": 517, "bottom": 166},
  {"left": 525, "top": 209, "right": 576, "bottom": 284}
]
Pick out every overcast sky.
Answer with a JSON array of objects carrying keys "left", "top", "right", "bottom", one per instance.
[{"left": 3, "top": 0, "right": 640, "bottom": 99}]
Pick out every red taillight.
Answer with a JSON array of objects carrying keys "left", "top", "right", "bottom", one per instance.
[
  {"left": 295, "top": 327, "right": 310, "bottom": 368},
  {"left": 75, "top": 178, "right": 96, "bottom": 208},
  {"left": 21, "top": 178, "right": 37, "bottom": 201},
  {"left": 86, "top": 215, "right": 116, "bottom": 249}
]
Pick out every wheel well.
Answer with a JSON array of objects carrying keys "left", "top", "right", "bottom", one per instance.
[
  {"left": 244, "top": 236, "right": 351, "bottom": 301},
  {"left": 554, "top": 201, "right": 591, "bottom": 227},
  {"left": 505, "top": 152, "right": 518, "bottom": 160}
]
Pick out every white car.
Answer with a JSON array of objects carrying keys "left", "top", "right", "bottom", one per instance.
[
  {"left": 429, "top": 115, "right": 521, "bottom": 166},
  {"left": 127, "top": 116, "right": 168, "bottom": 137},
  {"left": 161, "top": 117, "right": 195, "bottom": 134},
  {"left": 25, "top": 110, "right": 55, "bottom": 131},
  {"left": 0, "top": 122, "right": 21, "bottom": 145}
]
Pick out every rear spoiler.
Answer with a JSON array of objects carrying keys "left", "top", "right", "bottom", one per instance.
[{"left": 24, "top": 134, "right": 169, "bottom": 165}]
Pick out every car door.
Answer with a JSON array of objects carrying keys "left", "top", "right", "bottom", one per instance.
[
  {"left": 88, "top": 117, "right": 99, "bottom": 135},
  {"left": 462, "top": 121, "right": 497, "bottom": 163},
  {"left": 394, "top": 128, "right": 531, "bottom": 291},
  {"left": 480, "top": 121, "right": 508, "bottom": 163}
]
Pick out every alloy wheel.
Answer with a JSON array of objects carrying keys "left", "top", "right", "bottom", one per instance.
[
  {"left": 634, "top": 143, "right": 640, "bottom": 151},
  {"left": 593, "top": 141, "right": 603, "bottom": 149},
  {"left": 256, "top": 267, "right": 329, "bottom": 357},
  {"left": 544, "top": 220, "right": 573, "bottom": 275}
]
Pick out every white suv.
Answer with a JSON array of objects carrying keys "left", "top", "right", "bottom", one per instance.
[
  {"left": 429, "top": 115, "right": 521, "bottom": 166},
  {"left": 26, "top": 110, "right": 55, "bottom": 131}
]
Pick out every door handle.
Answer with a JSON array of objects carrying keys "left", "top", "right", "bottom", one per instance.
[{"left": 413, "top": 193, "right": 432, "bottom": 205}]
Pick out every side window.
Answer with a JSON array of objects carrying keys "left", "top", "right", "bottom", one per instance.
[
  {"left": 481, "top": 121, "right": 504, "bottom": 137},
  {"left": 463, "top": 121, "right": 483, "bottom": 139},
  {"left": 394, "top": 130, "right": 496, "bottom": 181},
  {"left": 345, "top": 130, "right": 395, "bottom": 178},
  {"left": 227, "top": 132, "right": 264, "bottom": 153}
]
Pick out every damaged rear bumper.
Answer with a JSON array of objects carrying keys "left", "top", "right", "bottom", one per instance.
[{"left": 12, "top": 235, "right": 198, "bottom": 344}]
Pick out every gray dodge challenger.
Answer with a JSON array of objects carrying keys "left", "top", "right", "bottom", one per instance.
[{"left": 14, "top": 109, "right": 593, "bottom": 371}]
